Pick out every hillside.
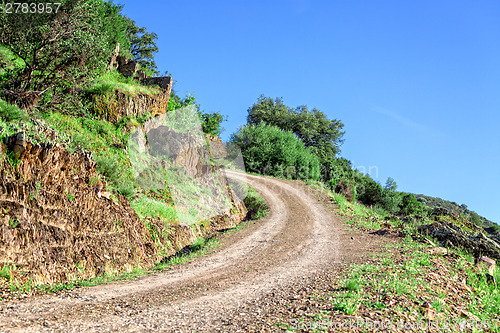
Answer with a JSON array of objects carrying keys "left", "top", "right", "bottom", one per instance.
[
  {"left": 415, "top": 194, "right": 498, "bottom": 232},
  {"left": 0, "top": 1, "right": 499, "bottom": 331}
]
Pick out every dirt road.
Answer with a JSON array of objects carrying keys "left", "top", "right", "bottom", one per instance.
[{"left": 0, "top": 173, "right": 374, "bottom": 332}]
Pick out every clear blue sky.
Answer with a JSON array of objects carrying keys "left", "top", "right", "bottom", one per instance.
[{"left": 121, "top": 0, "right": 500, "bottom": 223}]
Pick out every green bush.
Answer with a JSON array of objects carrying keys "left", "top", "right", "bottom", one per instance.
[
  {"left": 380, "top": 189, "right": 403, "bottom": 214},
  {"left": 231, "top": 123, "right": 320, "bottom": 180},
  {"left": 399, "top": 193, "right": 424, "bottom": 216},
  {"left": 0, "top": 98, "right": 27, "bottom": 122},
  {"left": 357, "top": 176, "right": 383, "bottom": 207},
  {"left": 379, "top": 178, "right": 402, "bottom": 214}
]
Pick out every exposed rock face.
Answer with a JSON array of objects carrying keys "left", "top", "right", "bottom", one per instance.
[
  {"left": 108, "top": 43, "right": 120, "bottom": 70},
  {"left": 418, "top": 221, "right": 500, "bottom": 260},
  {"left": 0, "top": 137, "right": 156, "bottom": 285},
  {"left": 147, "top": 126, "right": 211, "bottom": 179},
  {"left": 143, "top": 77, "right": 172, "bottom": 90},
  {"left": 117, "top": 55, "right": 139, "bottom": 78},
  {"left": 208, "top": 136, "right": 227, "bottom": 160},
  {"left": 94, "top": 89, "right": 171, "bottom": 123}
]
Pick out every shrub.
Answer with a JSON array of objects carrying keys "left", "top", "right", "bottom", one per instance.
[
  {"left": 0, "top": 98, "right": 27, "bottom": 122},
  {"left": 94, "top": 154, "right": 134, "bottom": 197},
  {"left": 380, "top": 189, "right": 403, "bottom": 214},
  {"left": 357, "top": 176, "right": 383, "bottom": 206},
  {"left": 334, "top": 179, "right": 356, "bottom": 202},
  {"left": 399, "top": 193, "right": 424, "bottom": 216},
  {"left": 230, "top": 123, "right": 320, "bottom": 180}
]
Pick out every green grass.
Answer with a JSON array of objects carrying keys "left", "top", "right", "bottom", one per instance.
[
  {"left": 42, "top": 111, "right": 135, "bottom": 196},
  {"left": 0, "top": 264, "right": 14, "bottom": 281},
  {"left": 131, "top": 195, "right": 179, "bottom": 224},
  {"left": 329, "top": 193, "right": 388, "bottom": 229},
  {"left": 319, "top": 234, "right": 500, "bottom": 331},
  {"left": 8, "top": 217, "right": 18, "bottom": 228},
  {"left": 86, "top": 70, "right": 160, "bottom": 97},
  {"left": 243, "top": 186, "right": 269, "bottom": 220}
]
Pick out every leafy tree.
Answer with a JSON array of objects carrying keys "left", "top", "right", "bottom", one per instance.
[
  {"left": 384, "top": 177, "right": 398, "bottom": 191},
  {"left": 0, "top": 0, "right": 130, "bottom": 108},
  {"left": 380, "top": 178, "right": 402, "bottom": 213},
  {"left": 167, "top": 91, "right": 225, "bottom": 136},
  {"left": 357, "top": 176, "right": 383, "bottom": 206},
  {"left": 200, "top": 112, "right": 225, "bottom": 137},
  {"left": 231, "top": 123, "right": 320, "bottom": 180},
  {"left": 126, "top": 18, "right": 159, "bottom": 76},
  {"left": 247, "top": 95, "right": 345, "bottom": 159}
]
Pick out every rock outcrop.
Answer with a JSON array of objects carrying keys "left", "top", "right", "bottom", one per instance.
[
  {"left": 0, "top": 136, "right": 156, "bottom": 285},
  {"left": 93, "top": 86, "right": 172, "bottom": 123}
]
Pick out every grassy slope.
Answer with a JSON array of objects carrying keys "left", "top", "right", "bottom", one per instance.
[{"left": 295, "top": 184, "right": 500, "bottom": 332}]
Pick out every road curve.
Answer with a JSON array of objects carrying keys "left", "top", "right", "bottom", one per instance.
[{"left": 0, "top": 173, "right": 342, "bottom": 332}]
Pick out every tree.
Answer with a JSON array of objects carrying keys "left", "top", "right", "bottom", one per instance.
[
  {"left": 199, "top": 112, "right": 225, "bottom": 136},
  {"left": 247, "top": 95, "right": 345, "bottom": 159},
  {"left": 384, "top": 177, "right": 398, "bottom": 191},
  {"left": 126, "top": 18, "right": 159, "bottom": 76},
  {"left": 357, "top": 176, "right": 383, "bottom": 206},
  {"left": 0, "top": 0, "right": 129, "bottom": 108},
  {"left": 380, "top": 178, "right": 402, "bottom": 214}
]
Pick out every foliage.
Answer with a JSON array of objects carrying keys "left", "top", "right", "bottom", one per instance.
[
  {"left": 231, "top": 123, "right": 320, "bottom": 180},
  {"left": 399, "top": 193, "right": 425, "bottom": 216},
  {"left": 247, "top": 95, "right": 345, "bottom": 159},
  {"left": 415, "top": 193, "right": 496, "bottom": 228},
  {"left": 167, "top": 91, "right": 226, "bottom": 136},
  {"left": 329, "top": 193, "right": 387, "bottom": 230},
  {"left": 0, "top": 0, "right": 130, "bottom": 108},
  {"left": 243, "top": 187, "right": 269, "bottom": 220},
  {"left": 86, "top": 70, "right": 160, "bottom": 96},
  {"left": 0, "top": 98, "right": 27, "bottom": 122},
  {"left": 167, "top": 91, "right": 196, "bottom": 112},
  {"left": 357, "top": 176, "right": 383, "bottom": 207},
  {"left": 380, "top": 183, "right": 403, "bottom": 214},
  {"left": 130, "top": 196, "right": 178, "bottom": 224},
  {"left": 125, "top": 17, "right": 159, "bottom": 77},
  {"left": 93, "top": 154, "right": 134, "bottom": 197},
  {"left": 200, "top": 111, "right": 224, "bottom": 136},
  {"left": 321, "top": 238, "right": 500, "bottom": 330},
  {"left": 42, "top": 111, "right": 135, "bottom": 197}
]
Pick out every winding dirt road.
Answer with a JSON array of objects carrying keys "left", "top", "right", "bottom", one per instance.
[{"left": 0, "top": 173, "right": 373, "bottom": 332}]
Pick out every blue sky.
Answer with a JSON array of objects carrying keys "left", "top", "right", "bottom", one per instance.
[{"left": 121, "top": 0, "right": 500, "bottom": 223}]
